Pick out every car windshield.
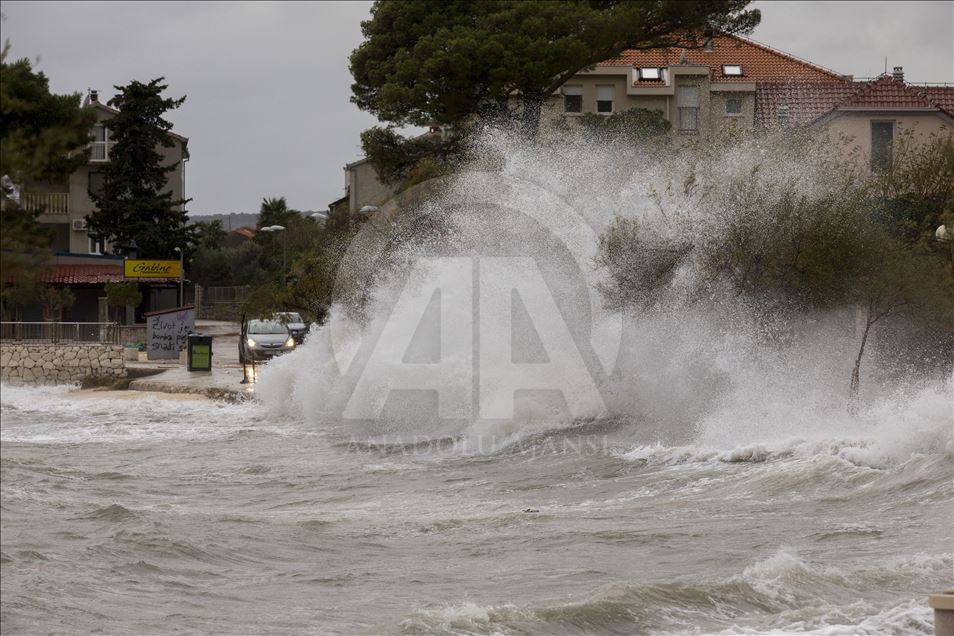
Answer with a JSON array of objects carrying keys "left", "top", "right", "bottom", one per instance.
[
  {"left": 248, "top": 320, "right": 288, "bottom": 335},
  {"left": 276, "top": 312, "right": 302, "bottom": 323}
]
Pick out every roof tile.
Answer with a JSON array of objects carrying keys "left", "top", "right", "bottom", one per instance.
[
  {"left": 755, "top": 81, "right": 855, "bottom": 127},
  {"left": 838, "top": 75, "right": 937, "bottom": 110},
  {"left": 602, "top": 33, "right": 846, "bottom": 83},
  {"left": 924, "top": 87, "right": 954, "bottom": 113},
  {"left": 755, "top": 76, "right": 954, "bottom": 127},
  {"left": 40, "top": 264, "right": 124, "bottom": 285}
]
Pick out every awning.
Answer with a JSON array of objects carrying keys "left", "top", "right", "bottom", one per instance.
[
  {"left": 38, "top": 264, "right": 179, "bottom": 284},
  {"left": 39, "top": 264, "right": 124, "bottom": 284}
]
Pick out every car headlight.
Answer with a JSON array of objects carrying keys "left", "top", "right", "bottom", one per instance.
[
  {"left": 284, "top": 336, "right": 295, "bottom": 348},
  {"left": 246, "top": 337, "right": 257, "bottom": 348}
]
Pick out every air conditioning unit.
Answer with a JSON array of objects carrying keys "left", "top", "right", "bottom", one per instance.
[{"left": 72, "top": 218, "right": 88, "bottom": 231}]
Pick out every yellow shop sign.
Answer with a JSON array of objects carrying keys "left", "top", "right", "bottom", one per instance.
[{"left": 124, "top": 259, "right": 182, "bottom": 279}]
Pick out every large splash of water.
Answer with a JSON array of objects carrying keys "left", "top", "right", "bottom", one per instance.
[{"left": 257, "top": 129, "right": 953, "bottom": 458}]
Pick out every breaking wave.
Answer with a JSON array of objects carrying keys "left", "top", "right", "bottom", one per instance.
[{"left": 401, "top": 549, "right": 949, "bottom": 635}]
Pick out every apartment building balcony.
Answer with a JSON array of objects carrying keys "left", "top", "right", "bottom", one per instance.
[{"left": 19, "top": 192, "right": 71, "bottom": 215}]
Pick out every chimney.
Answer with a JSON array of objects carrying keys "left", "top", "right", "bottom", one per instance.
[
  {"left": 90, "top": 89, "right": 99, "bottom": 103},
  {"left": 892, "top": 66, "right": 904, "bottom": 82}
]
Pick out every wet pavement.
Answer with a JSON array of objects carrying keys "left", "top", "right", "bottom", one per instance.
[{"left": 125, "top": 320, "right": 257, "bottom": 400}]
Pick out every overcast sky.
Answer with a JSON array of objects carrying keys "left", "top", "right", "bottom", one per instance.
[{"left": 2, "top": 1, "right": 952, "bottom": 215}]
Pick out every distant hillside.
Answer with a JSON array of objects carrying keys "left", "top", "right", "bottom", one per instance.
[
  {"left": 188, "top": 213, "right": 259, "bottom": 230},
  {"left": 189, "top": 211, "right": 325, "bottom": 230}
]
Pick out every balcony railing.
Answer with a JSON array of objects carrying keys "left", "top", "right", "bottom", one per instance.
[
  {"left": 20, "top": 192, "right": 70, "bottom": 215},
  {"left": 0, "top": 322, "right": 120, "bottom": 344}
]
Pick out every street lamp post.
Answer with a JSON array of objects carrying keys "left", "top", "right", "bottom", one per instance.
[
  {"left": 173, "top": 246, "right": 184, "bottom": 306},
  {"left": 261, "top": 225, "right": 287, "bottom": 283}
]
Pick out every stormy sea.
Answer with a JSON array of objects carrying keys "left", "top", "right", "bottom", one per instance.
[{"left": 2, "top": 131, "right": 952, "bottom": 634}]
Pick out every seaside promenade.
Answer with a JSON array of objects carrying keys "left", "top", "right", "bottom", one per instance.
[{"left": 124, "top": 320, "right": 255, "bottom": 401}]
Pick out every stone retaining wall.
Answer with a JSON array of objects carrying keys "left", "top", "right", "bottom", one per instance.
[{"left": 0, "top": 343, "right": 125, "bottom": 384}]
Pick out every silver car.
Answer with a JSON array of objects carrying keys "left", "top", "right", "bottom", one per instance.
[{"left": 240, "top": 319, "right": 296, "bottom": 364}]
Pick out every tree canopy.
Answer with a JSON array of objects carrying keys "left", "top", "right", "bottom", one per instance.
[
  {"left": 359, "top": 127, "right": 460, "bottom": 186},
  {"left": 350, "top": 0, "right": 760, "bottom": 131},
  {"left": 0, "top": 44, "right": 95, "bottom": 184},
  {"left": 1, "top": 43, "right": 95, "bottom": 317},
  {"left": 87, "top": 78, "right": 193, "bottom": 258},
  {"left": 595, "top": 131, "right": 954, "bottom": 401}
]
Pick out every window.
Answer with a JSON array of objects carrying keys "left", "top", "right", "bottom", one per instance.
[
  {"left": 563, "top": 85, "right": 582, "bottom": 113},
  {"left": 722, "top": 64, "right": 743, "bottom": 77},
  {"left": 871, "top": 121, "right": 894, "bottom": 171},
  {"left": 596, "top": 85, "right": 614, "bottom": 113},
  {"left": 88, "top": 171, "right": 105, "bottom": 198},
  {"left": 90, "top": 124, "right": 114, "bottom": 161},
  {"left": 89, "top": 236, "right": 105, "bottom": 255},
  {"left": 676, "top": 85, "right": 700, "bottom": 132},
  {"left": 725, "top": 96, "right": 743, "bottom": 116},
  {"left": 638, "top": 67, "right": 661, "bottom": 81}
]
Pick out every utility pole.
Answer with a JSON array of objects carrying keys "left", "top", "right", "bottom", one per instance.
[{"left": 173, "top": 246, "right": 184, "bottom": 306}]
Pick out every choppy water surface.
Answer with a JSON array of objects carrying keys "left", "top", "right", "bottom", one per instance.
[
  {"left": 4, "top": 131, "right": 954, "bottom": 634},
  {"left": 1, "top": 382, "right": 951, "bottom": 635}
]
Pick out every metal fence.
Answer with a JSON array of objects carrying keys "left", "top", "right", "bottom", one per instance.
[
  {"left": 0, "top": 322, "right": 121, "bottom": 344},
  {"left": 204, "top": 286, "right": 250, "bottom": 304}
]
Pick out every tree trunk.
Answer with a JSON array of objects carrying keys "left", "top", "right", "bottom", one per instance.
[
  {"left": 518, "top": 97, "right": 543, "bottom": 139},
  {"left": 848, "top": 313, "right": 874, "bottom": 408}
]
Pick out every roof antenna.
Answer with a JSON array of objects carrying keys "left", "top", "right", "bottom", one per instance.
[{"left": 884, "top": 56, "right": 887, "bottom": 75}]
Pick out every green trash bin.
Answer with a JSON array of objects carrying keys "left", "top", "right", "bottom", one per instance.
[{"left": 187, "top": 333, "right": 213, "bottom": 372}]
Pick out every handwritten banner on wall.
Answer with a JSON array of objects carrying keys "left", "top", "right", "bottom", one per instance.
[{"left": 146, "top": 307, "right": 195, "bottom": 360}]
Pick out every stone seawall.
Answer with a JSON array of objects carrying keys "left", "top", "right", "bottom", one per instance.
[{"left": 0, "top": 343, "right": 125, "bottom": 384}]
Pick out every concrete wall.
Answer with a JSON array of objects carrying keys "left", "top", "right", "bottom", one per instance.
[
  {"left": 821, "top": 112, "right": 952, "bottom": 171},
  {"left": 347, "top": 159, "right": 396, "bottom": 212},
  {"left": 540, "top": 74, "right": 671, "bottom": 134},
  {"left": 708, "top": 90, "right": 756, "bottom": 134},
  {"left": 540, "top": 67, "right": 754, "bottom": 139},
  {"left": 0, "top": 343, "right": 124, "bottom": 384}
]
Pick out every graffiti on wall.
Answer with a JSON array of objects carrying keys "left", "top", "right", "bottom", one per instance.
[{"left": 146, "top": 307, "right": 195, "bottom": 360}]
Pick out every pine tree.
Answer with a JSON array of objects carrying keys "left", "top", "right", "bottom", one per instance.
[
  {"left": 88, "top": 78, "right": 193, "bottom": 258},
  {"left": 1, "top": 43, "right": 95, "bottom": 317}
]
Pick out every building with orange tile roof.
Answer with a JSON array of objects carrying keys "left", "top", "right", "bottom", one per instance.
[
  {"left": 544, "top": 33, "right": 953, "bottom": 173},
  {"left": 756, "top": 70, "right": 953, "bottom": 171},
  {"left": 542, "top": 32, "right": 852, "bottom": 138}
]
